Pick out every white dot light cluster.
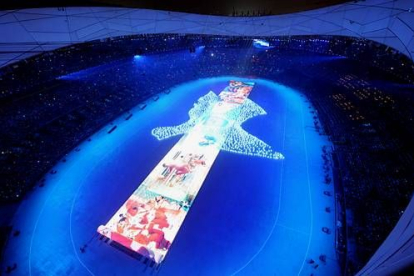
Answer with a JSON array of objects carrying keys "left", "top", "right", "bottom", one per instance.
[
  {"left": 152, "top": 91, "right": 218, "bottom": 140},
  {"left": 222, "top": 99, "right": 284, "bottom": 160},
  {"left": 152, "top": 92, "right": 284, "bottom": 160}
]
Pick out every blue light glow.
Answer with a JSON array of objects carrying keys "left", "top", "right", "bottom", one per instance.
[
  {"left": 4, "top": 75, "right": 336, "bottom": 275},
  {"left": 195, "top": 46, "right": 205, "bottom": 55},
  {"left": 253, "top": 39, "right": 270, "bottom": 48}
]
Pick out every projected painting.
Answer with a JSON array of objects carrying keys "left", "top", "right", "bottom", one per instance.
[{"left": 98, "top": 81, "right": 284, "bottom": 263}]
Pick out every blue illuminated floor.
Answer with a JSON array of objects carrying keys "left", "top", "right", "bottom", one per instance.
[{"left": 3, "top": 77, "right": 339, "bottom": 275}]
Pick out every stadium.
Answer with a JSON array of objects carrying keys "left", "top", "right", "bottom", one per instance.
[{"left": 0, "top": 1, "right": 414, "bottom": 275}]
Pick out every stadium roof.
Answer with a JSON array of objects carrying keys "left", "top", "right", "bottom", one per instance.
[
  {"left": 0, "top": 0, "right": 350, "bottom": 16},
  {"left": 0, "top": 0, "right": 413, "bottom": 67}
]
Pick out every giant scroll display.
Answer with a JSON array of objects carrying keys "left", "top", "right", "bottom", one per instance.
[{"left": 98, "top": 81, "right": 256, "bottom": 263}]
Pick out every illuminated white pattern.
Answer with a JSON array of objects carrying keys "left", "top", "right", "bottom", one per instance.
[
  {"left": 152, "top": 91, "right": 218, "bottom": 140},
  {"left": 152, "top": 92, "right": 284, "bottom": 160},
  {"left": 253, "top": 39, "right": 270, "bottom": 48}
]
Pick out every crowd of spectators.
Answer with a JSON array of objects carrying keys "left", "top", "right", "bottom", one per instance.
[
  {"left": 0, "top": 34, "right": 200, "bottom": 202},
  {"left": 274, "top": 49, "right": 414, "bottom": 274},
  {"left": 230, "top": 9, "right": 273, "bottom": 17},
  {"left": 1, "top": 34, "right": 414, "bottom": 275}
]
